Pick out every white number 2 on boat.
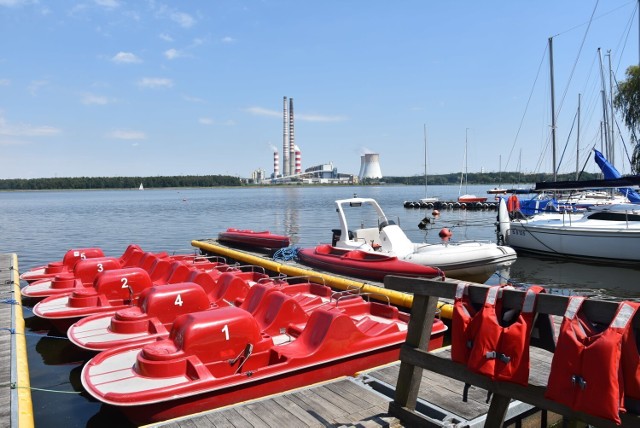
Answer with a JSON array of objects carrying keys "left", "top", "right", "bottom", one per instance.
[{"left": 120, "top": 277, "right": 128, "bottom": 288}]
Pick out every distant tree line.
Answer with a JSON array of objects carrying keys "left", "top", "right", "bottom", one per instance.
[
  {"left": 382, "top": 171, "right": 603, "bottom": 186},
  {"left": 0, "top": 175, "right": 242, "bottom": 190},
  {"left": 0, "top": 171, "right": 608, "bottom": 190}
]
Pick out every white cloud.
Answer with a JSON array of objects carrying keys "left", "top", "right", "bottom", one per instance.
[
  {"left": 108, "top": 130, "right": 146, "bottom": 140},
  {"left": 111, "top": 52, "right": 141, "bottom": 64},
  {"left": 245, "top": 107, "right": 281, "bottom": 118},
  {"left": 0, "top": 114, "right": 61, "bottom": 137},
  {"left": 0, "top": 79, "right": 10, "bottom": 86},
  {"left": 198, "top": 117, "right": 213, "bottom": 125},
  {"left": 94, "top": 0, "right": 119, "bottom": 8},
  {"left": 182, "top": 94, "right": 205, "bottom": 103},
  {"left": 81, "top": 93, "right": 110, "bottom": 105},
  {"left": 0, "top": 138, "right": 26, "bottom": 145},
  {"left": 138, "top": 77, "right": 173, "bottom": 88},
  {"left": 28, "top": 80, "right": 48, "bottom": 96},
  {"left": 171, "top": 11, "right": 195, "bottom": 28},
  {"left": 164, "top": 48, "right": 182, "bottom": 60},
  {"left": 245, "top": 106, "right": 347, "bottom": 122},
  {"left": 297, "top": 113, "right": 348, "bottom": 122},
  {"left": 0, "top": 0, "right": 32, "bottom": 6},
  {"left": 159, "top": 33, "right": 174, "bottom": 42},
  {"left": 221, "top": 36, "right": 235, "bottom": 44}
]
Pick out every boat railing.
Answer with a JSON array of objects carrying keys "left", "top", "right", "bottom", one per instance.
[
  {"left": 330, "top": 288, "right": 362, "bottom": 303},
  {"left": 333, "top": 291, "right": 391, "bottom": 307},
  {"left": 277, "top": 275, "right": 327, "bottom": 287},
  {"left": 233, "top": 264, "right": 267, "bottom": 274}
]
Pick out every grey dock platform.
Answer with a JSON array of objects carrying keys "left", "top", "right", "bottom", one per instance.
[
  {"left": 1, "top": 254, "right": 34, "bottom": 428},
  {"left": 148, "top": 347, "right": 552, "bottom": 428}
]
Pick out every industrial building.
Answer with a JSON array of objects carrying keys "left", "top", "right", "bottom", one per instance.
[{"left": 252, "top": 96, "right": 382, "bottom": 185}]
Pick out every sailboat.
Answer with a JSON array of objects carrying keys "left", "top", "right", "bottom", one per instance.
[
  {"left": 139, "top": 183, "right": 144, "bottom": 191},
  {"left": 420, "top": 124, "right": 438, "bottom": 203},
  {"left": 486, "top": 155, "right": 508, "bottom": 195},
  {"left": 458, "top": 129, "right": 487, "bottom": 204}
]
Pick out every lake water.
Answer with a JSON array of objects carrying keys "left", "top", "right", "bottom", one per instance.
[{"left": 2, "top": 184, "right": 639, "bottom": 427}]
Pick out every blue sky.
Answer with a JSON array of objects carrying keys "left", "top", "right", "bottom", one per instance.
[{"left": 0, "top": 1, "right": 638, "bottom": 179}]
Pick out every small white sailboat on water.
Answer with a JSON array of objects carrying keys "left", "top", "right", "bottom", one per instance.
[
  {"left": 458, "top": 129, "right": 487, "bottom": 204},
  {"left": 419, "top": 125, "right": 438, "bottom": 203},
  {"left": 139, "top": 183, "right": 144, "bottom": 191}
]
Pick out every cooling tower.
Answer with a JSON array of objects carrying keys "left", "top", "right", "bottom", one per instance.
[{"left": 359, "top": 153, "right": 382, "bottom": 179}]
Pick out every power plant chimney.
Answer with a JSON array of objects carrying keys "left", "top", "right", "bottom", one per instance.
[
  {"left": 273, "top": 150, "right": 279, "bottom": 177},
  {"left": 295, "top": 145, "right": 301, "bottom": 174},
  {"left": 359, "top": 153, "right": 383, "bottom": 180},
  {"left": 282, "top": 96, "right": 289, "bottom": 178},
  {"left": 289, "top": 98, "right": 295, "bottom": 176}
]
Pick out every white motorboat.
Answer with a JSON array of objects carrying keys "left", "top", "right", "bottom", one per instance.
[
  {"left": 331, "top": 197, "right": 517, "bottom": 283},
  {"left": 497, "top": 198, "right": 640, "bottom": 264}
]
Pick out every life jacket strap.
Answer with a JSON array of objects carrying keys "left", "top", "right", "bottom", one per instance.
[
  {"left": 485, "top": 351, "right": 511, "bottom": 363},
  {"left": 571, "top": 374, "right": 587, "bottom": 390}
]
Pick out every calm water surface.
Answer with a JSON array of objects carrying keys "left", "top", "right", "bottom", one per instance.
[{"left": 1, "top": 185, "right": 638, "bottom": 427}]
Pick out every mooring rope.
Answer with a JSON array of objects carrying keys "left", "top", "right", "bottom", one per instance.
[{"left": 273, "top": 246, "right": 300, "bottom": 262}]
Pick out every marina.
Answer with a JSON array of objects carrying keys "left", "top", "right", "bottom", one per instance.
[{"left": 3, "top": 185, "right": 640, "bottom": 427}]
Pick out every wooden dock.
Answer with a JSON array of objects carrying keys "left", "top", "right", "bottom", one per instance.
[
  {"left": 1, "top": 253, "right": 34, "bottom": 428},
  {"left": 147, "top": 347, "right": 552, "bottom": 428}
]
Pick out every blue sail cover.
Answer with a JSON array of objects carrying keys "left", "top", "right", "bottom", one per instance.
[{"left": 593, "top": 149, "right": 640, "bottom": 203}]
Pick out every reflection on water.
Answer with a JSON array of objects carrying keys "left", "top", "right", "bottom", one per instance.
[
  {"left": 2, "top": 184, "right": 639, "bottom": 427},
  {"left": 508, "top": 254, "right": 640, "bottom": 300}
]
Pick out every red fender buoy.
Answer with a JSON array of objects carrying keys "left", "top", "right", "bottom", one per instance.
[{"left": 439, "top": 228, "right": 452, "bottom": 241}]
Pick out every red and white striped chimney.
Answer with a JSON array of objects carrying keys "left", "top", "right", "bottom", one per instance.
[
  {"left": 289, "top": 98, "right": 295, "bottom": 176},
  {"left": 282, "top": 96, "right": 289, "bottom": 177},
  {"left": 273, "top": 150, "right": 279, "bottom": 177},
  {"left": 295, "top": 145, "right": 301, "bottom": 174}
]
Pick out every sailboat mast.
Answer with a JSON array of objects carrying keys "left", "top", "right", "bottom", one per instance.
[
  {"left": 424, "top": 124, "right": 428, "bottom": 198},
  {"left": 577, "top": 93, "right": 581, "bottom": 180},
  {"left": 608, "top": 50, "right": 615, "bottom": 165},
  {"left": 598, "top": 48, "right": 611, "bottom": 159},
  {"left": 549, "top": 37, "right": 557, "bottom": 182}
]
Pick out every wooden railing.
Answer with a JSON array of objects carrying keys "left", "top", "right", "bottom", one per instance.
[{"left": 383, "top": 276, "right": 640, "bottom": 428}]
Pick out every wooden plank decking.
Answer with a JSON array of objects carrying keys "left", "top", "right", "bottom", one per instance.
[
  {"left": 148, "top": 345, "right": 552, "bottom": 428},
  {"left": 0, "top": 254, "right": 13, "bottom": 427}
]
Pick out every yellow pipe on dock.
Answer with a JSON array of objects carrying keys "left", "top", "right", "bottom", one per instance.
[
  {"left": 191, "top": 240, "right": 453, "bottom": 319},
  {"left": 11, "top": 254, "right": 34, "bottom": 428}
]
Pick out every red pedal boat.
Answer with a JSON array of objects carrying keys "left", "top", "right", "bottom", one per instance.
[
  {"left": 297, "top": 244, "right": 444, "bottom": 281},
  {"left": 19, "top": 245, "right": 140, "bottom": 284},
  {"left": 32, "top": 260, "right": 238, "bottom": 333},
  {"left": 21, "top": 250, "right": 221, "bottom": 300},
  {"left": 68, "top": 271, "right": 283, "bottom": 351},
  {"left": 81, "top": 295, "right": 446, "bottom": 424},
  {"left": 218, "top": 228, "right": 290, "bottom": 250}
]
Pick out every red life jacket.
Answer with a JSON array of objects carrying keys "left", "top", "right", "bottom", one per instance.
[
  {"left": 545, "top": 297, "right": 638, "bottom": 424},
  {"left": 507, "top": 194, "right": 520, "bottom": 212},
  {"left": 620, "top": 302, "right": 640, "bottom": 413},
  {"left": 466, "top": 286, "right": 541, "bottom": 384},
  {"left": 451, "top": 282, "right": 485, "bottom": 364}
]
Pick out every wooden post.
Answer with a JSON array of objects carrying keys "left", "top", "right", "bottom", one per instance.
[{"left": 391, "top": 291, "right": 438, "bottom": 410}]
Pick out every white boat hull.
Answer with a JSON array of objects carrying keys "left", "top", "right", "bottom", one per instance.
[
  {"left": 402, "top": 242, "right": 516, "bottom": 283},
  {"left": 333, "top": 197, "right": 516, "bottom": 283},
  {"left": 499, "top": 199, "right": 640, "bottom": 263}
]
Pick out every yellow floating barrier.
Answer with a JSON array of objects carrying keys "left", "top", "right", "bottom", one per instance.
[
  {"left": 10, "top": 254, "right": 35, "bottom": 428},
  {"left": 191, "top": 240, "right": 453, "bottom": 319}
]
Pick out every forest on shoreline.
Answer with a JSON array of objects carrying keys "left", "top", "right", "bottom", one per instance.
[{"left": 0, "top": 171, "right": 604, "bottom": 190}]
